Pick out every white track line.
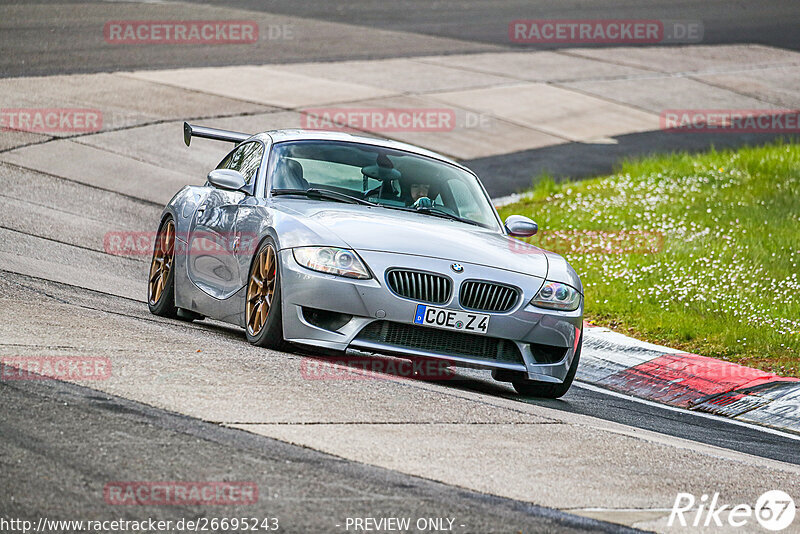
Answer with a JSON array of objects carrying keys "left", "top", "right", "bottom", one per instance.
[{"left": 574, "top": 381, "right": 800, "bottom": 442}]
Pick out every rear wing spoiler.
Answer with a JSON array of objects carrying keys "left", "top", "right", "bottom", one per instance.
[{"left": 183, "top": 122, "right": 251, "bottom": 146}]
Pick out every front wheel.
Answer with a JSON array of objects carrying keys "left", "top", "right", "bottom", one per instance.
[
  {"left": 245, "top": 238, "right": 287, "bottom": 350},
  {"left": 512, "top": 333, "right": 582, "bottom": 399}
]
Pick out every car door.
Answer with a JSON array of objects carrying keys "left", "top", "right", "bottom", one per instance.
[{"left": 187, "top": 141, "right": 264, "bottom": 300}]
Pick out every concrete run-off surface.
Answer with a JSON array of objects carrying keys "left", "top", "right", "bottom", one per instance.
[{"left": 2, "top": 44, "right": 800, "bottom": 198}]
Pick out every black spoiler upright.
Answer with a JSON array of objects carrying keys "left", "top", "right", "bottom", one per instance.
[{"left": 183, "top": 122, "right": 251, "bottom": 146}]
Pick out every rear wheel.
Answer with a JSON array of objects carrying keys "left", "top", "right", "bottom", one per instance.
[
  {"left": 511, "top": 334, "right": 582, "bottom": 399},
  {"left": 245, "top": 238, "right": 286, "bottom": 349},
  {"left": 148, "top": 218, "right": 178, "bottom": 318}
]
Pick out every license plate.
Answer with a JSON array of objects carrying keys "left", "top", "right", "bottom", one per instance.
[{"left": 413, "top": 304, "right": 489, "bottom": 334}]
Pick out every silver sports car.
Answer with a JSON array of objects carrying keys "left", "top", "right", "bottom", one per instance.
[{"left": 148, "top": 122, "right": 584, "bottom": 397}]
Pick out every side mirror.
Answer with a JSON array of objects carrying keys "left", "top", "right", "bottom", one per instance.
[
  {"left": 207, "top": 169, "right": 247, "bottom": 192},
  {"left": 504, "top": 215, "right": 538, "bottom": 237}
]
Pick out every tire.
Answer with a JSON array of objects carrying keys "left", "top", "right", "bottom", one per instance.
[
  {"left": 512, "top": 333, "right": 582, "bottom": 399},
  {"left": 147, "top": 217, "right": 179, "bottom": 318},
  {"left": 244, "top": 238, "right": 287, "bottom": 350}
]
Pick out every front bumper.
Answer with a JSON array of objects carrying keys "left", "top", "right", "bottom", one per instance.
[{"left": 279, "top": 249, "right": 583, "bottom": 383}]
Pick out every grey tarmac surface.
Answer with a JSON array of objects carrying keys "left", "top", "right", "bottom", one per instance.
[
  {"left": 0, "top": 370, "right": 632, "bottom": 534},
  {"left": 2, "top": 0, "right": 799, "bottom": 79},
  {"left": 195, "top": 0, "right": 800, "bottom": 52},
  {"left": 0, "top": 1, "right": 501, "bottom": 79}
]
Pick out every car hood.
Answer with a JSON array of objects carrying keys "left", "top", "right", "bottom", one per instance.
[{"left": 278, "top": 201, "right": 549, "bottom": 277}]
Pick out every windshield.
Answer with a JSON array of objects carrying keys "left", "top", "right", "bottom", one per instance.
[{"left": 268, "top": 140, "right": 500, "bottom": 230}]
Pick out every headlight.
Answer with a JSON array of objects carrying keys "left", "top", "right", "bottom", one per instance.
[
  {"left": 531, "top": 281, "right": 581, "bottom": 311},
  {"left": 292, "top": 247, "right": 371, "bottom": 279}
]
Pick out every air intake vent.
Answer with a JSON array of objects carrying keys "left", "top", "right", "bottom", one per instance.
[
  {"left": 355, "top": 321, "right": 523, "bottom": 364},
  {"left": 386, "top": 269, "right": 451, "bottom": 305},
  {"left": 459, "top": 281, "right": 519, "bottom": 312}
]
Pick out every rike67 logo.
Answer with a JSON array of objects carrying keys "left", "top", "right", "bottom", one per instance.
[{"left": 669, "top": 491, "right": 796, "bottom": 531}]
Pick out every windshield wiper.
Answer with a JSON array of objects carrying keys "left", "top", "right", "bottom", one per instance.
[
  {"left": 418, "top": 207, "right": 484, "bottom": 227},
  {"left": 383, "top": 205, "right": 484, "bottom": 227},
  {"left": 271, "top": 188, "right": 377, "bottom": 206}
]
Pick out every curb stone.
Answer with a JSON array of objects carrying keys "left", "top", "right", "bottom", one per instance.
[{"left": 579, "top": 323, "right": 800, "bottom": 435}]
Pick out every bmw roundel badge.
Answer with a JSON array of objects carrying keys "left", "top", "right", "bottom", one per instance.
[{"left": 450, "top": 263, "right": 464, "bottom": 273}]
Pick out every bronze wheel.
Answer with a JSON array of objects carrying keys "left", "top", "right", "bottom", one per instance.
[
  {"left": 148, "top": 219, "right": 175, "bottom": 306},
  {"left": 246, "top": 243, "right": 277, "bottom": 337}
]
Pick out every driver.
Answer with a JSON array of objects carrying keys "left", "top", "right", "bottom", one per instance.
[{"left": 408, "top": 182, "right": 434, "bottom": 209}]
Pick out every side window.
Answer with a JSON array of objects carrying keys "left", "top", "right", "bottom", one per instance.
[
  {"left": 237, "top": 143, "right": 264, "bottom": 185},
  {"left": 215, "top": 142, "right": 264, "bottom": 185}
]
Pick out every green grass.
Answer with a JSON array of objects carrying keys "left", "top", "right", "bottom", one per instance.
[{"left": 498, "top": 140, "right": 800, "bottom": 377}]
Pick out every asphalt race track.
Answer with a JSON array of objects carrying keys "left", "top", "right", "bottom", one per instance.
[
  {"left": 2, "top": 0, "right": 799, "bottom": 77},
  {"left": 2, "top": 1, "right": 800, "bottom": 533},
  {"left": 187, "top": 0, "right": 800, "bottom": 52}
]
